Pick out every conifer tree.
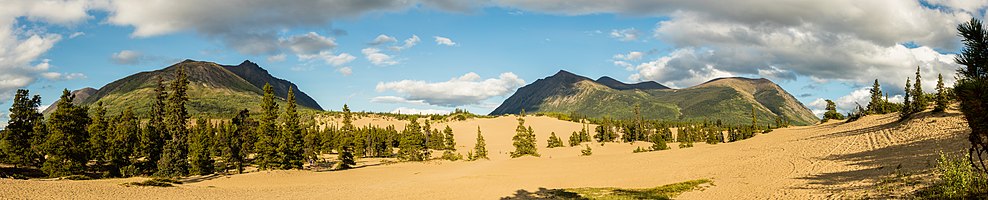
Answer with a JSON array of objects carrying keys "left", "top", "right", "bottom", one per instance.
[
  {"left": 443, "top": 125, "right": 455, "bottom": 150},
  {"left": 397, "top": 117, "right": 427, "bottom": 161},
  {"left": 581, "top": 145, "right": 592, "bottom": 156},
  {"left": 0, "top": 89, "right": 43, "bottom": 168},
  {"left": 87, "top": 102, "right": 109, "bottom": 167},
  {"left": 337, "top": 104, "right": 359, "bottom": 167},
  {"left": 934, "top": 73, "right": 948, "bottom": 112},
  {"left": 510, "top": 118, "right": 539, "bottom": 158},
  {"left": 224, "top": 109, "right": 251, "bottom": 174},
  {"left": 188, "top": 117, "right": 214, "bottom": 176},
  {"left": 254, "top": 83, "right": 280, "bottom": 170},
  {"left": 139, "top": 79, "right": 167, "bottom": 174},
  {"left": 336, "top": 147, "right": 355, "bottom": 170},
  {"left": 954, "top": 18, "right": 988, "bottom": 170},
  {"left": 278, "top": 88, "right": 303, "bottom": 169},
  {"left": 913, "top": 66, "right": 928, "bottom": 110},
  {"left": 650, "top": 132, "right": 668, "bottom": 151},
  {"left": 901, "top": 78, "right": 914, "bottom": 120},
  {"left": 471, "top": 126, "right": 488, "bottom": 160},
  {"left": 41, "top": 89, "right": 91, "bottom": 177},
  {"left": 868, "top": 79, "right": 884, "bottom": 113},
  {"left": 568, "top": 131, "right": 580, "bottom": 147},
  {"left": 546, "top": 132, "right": 564, "bottom": 148},
  {"left": 822, "top": 99, "right": 845, "bottom": 122},
  {"left": 156, "top": 68, "right": 191, "bottom": 177},
  {"left": 105, "top": 107, "right": 138, "bottom": 177},
  {"left": 303, "top": 126, "right": 321, "bottom": 170}
]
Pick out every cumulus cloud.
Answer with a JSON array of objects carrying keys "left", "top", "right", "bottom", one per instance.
[
  {"left": 337, "top": 66, "right": 353, "bottom": 76},
  {"left": 362, "top": 48, "right": 398, "bottom": 66},
  {"left": 267, "top": 54, "right": 287, "bottom": 62},
  {"left": 376, "top": 72, "right": 526, "bottom": 107},
  {"left": 281, "top": 32, "right": 337, "bottom": 55},
  {"left": 68, "top": 32, "right": 85, "bottom": 38},
  {"left": 369, "top": 34, "right": 398, "bottom": 45},
  {"left": 370, "top": 96, "right": 427, "bottom": 105},
  {"left": 111, "top": 50, "right": 143, "bottom": 65},
  {"left": 390, "top": 107, "right": 451, "bottom": 115},
  {"left": 806, "top": 87, "right": 905, "bottom": 117},
  {"left": 613, "top": 51, "right": 644, "bottom": 61},
  {"left": 609, "top": 28, "right": 640, "bottom": 41},
  {"left": 0, "top": 0, "right": 93, "bottom": 104},
  {"left": 497, "top": 0, "right": 976, "bottom": 92},
  {"left": 627, "top": 48, "right": 734, "bottom": 88},
  {"left": 299, "top": 51, "right": 355, "bottom": 67},
  {"left": 388, "top": 35, "right": 420, "bottom": 51},
  {"left": 434, "top": 36, "right": 456, "bottom": 46}
]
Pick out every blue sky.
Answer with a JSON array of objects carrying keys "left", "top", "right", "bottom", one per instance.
[{"left": 1, "top": 0, "right": 982, "bottom": 125}]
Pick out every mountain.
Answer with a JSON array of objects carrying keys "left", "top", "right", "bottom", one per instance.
[
  {"left": 490, "top": 70, "right": 818, "bottom": 126},
  {"left": 45, "top": 59, "right": 322, "bottom": 117},
  {"left": 41, "top": 87, "right": 97, "bottom": 114}
]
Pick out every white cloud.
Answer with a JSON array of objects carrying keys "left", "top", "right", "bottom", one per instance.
[
  {"left": 68, "top": 32, "right": 85, "bottom": 38},
  {"left": 267, "top": 54, "right": 287, "bottom": 62},
  {"left": 369, "top": 34, "right": 397, "bottom": 45},
  {"left": 390, "top": 107, "right": 451, "bottom": 115},
  {"left": 338, "top": 66, "right": 353, "bottom": 76},
  {"left": 807, "top": 88, "right": 906, "bottom": 117},
  {"left": 281, "top": 32, "right": 337, "bottom": 55},
  {"left": 111, "top": 50, "right": 142, "bottom": 65},
  {"left": 362, "top": 48, "right": 398, "bottom": 66},
  {"left": 376, "top": 72, "right": 526, "bottom": 107},
  {"left": 370, "top": 96, "right": 427, "bottom": 105},
  {"left": 299, "top": 51, "right": 355, "bottom": 67},
  {"left": 388, "top": 35, "right": 420, "bottom": 51},
  {"left": 628, "top": 48, "right": 734, "bottom": 88},
  {"left": 41, "top": 72, "right": 86, "bottom": 80},
  {"left": 613, "top": 51, "right": 644, "bottom": 61},
  {"left": 609, "top": 28, "right": 640, "bottom": 41},
  {"left": 434, "top": 36, "right": 456, "bottom": 46}
]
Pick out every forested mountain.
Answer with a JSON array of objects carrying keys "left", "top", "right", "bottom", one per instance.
[
  {"left": 490, "top": 70, "right": 818, "bottom": 126},
  {"left": 43, "top": 59, "right": 322, "bottom": 116}
]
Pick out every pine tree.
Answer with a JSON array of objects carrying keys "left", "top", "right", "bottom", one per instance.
[
  {"left": 934, "top": 73, "right": 948, "bottom": 112},
  {"left": 156, "top": 68, "right": 191, "bottom": 177},
  {"left": 139, "top": 78, "right": 167, "bottom": 174},
  {"left": 953, "top": 18, "right": 988, "bottom": 165},
  {"left": 188, "top": 117, "right": 214, "bottom": 176},
  {"left": 650, "top": 132, "right": 668, "bottom": 151},
  {"left": 510, "top": 118, "right": 539, "bottom": 158},
  {"left": 397, "top": 117, "right": 427, "bottom": 161},
  {"left": 901, "top": 78, "right": 913, "bottom": 120},
  {"left": 303, "top": 126, "right": 321, "bottom": 170},
  {"left": 41, "top": 89, "right": 91, "bottom": 177},
  {"left": 336, "top": 147, "right": 355, "bottom": 170},
  {"left": 913, "top": 66, "right": 928, "bottom": 111},
  {"left": 546, "top": 132, "right": 564, "bottom": 148},
  {"left": 568, "top": 131, "right": 580, "bottom": 147},
  {"left": 0, "top": 89, "right": 43, "bottom": 168},
  {"left": 822, "top": 99, "right": 845, "bottom": 122},
  {"left": 868, "top": 79, "right": 884, "bottom": 114},
  {"left": 337, "top": 104, "right": 360, "bottom": 167},
  {"left": 471, "top": 126, "right": 488, "bottom": 160},
  {"left": 254, "top": 83, "right": 280, "bottom": 170},
  {"left": 278, "top": 88, "right": 303, "bottom": 169},
  {"left": 87, "top": 102, "right": 109, "bottom": 168},
  {"left": 443, "top": 125, "right": 455, "bottom": 150},
  {"left": 105, "top": 107, "right": 138, "bottom": 177},
  {"left": 224, "top": 109, "right": 251, "bottom": 174}
]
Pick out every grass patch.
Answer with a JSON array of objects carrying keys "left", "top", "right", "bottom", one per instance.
[
  {"left": 121, "top": 178, "right": 183, "bottom": 187},
  {"left": 502, "top": 179, "right": 712, "bottom": 200},
  {"left": 915, "top": 152, "right": 988, "bottom": 199}
]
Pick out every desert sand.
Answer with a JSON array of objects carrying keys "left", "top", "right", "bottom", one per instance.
[{"left": 0, "top": 110, "right": 970, "bottom": 199}]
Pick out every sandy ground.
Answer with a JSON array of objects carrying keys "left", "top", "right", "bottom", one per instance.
[{"left": 0, "top": 110, "right": 970, "bottom": 199}]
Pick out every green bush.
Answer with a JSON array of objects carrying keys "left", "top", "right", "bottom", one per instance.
[
  {"left": 917, "top": 152, "right": 988, "bottom": 198},
  {"left": 581, "top": 145, "right": 592, "bottom": 156}
]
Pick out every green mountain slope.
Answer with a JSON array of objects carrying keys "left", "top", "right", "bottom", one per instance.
[
  {"left": 45, "top": 59, "right": 322, "bottom": 117},
  {"left": 490, "top": 70, "right": 818, "bottom": 126}
]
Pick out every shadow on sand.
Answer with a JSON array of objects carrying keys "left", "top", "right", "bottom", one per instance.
[{"left": 499, "top": 188, "right": 585, "bottom": 200}]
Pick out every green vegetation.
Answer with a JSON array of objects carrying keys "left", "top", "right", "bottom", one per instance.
[
  {"left": 546, "top": 132, "right": 564, "bottom": 148},
  {"left": 933, "top": 74, "right": 949, "bottom": 113},
  {"left": 510, "top": 118, "right": 539, "bottom": 158},
  {"left": 581, "top": 145, "right": 592, "bottom": 156},
  {"left": 917, "top": 152, "right": 988, "bottom": 198},
  {"left": 468, "top": 127, "right": 488, "bottom": 161},
  {"left": 503, "top": 179, "right": 712, "bottom": 200},
  {"left": 953, "top": 17, "right": 988, "bottom": 183},
  {"left": 122, "top": 178, "right": 183, "bottom": 187},
  {"left": 821, "top": 99, "right": 845, "bottom": 123}
]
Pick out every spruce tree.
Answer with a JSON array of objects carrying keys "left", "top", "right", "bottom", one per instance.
[
  {"left": 41, "top": 89, "right": 91, "bottom": 177},
  {"left": 443, "top": 125, "right": 455, "bottom": 150},
  {"left": 822, "top": 99, "right": 845, "bottom": 122},
  {"left": 471, "top": 126, "right": 488, "bottom": 160},
  {"left": 0, "top": 89, "right": 43, "bottom": 168},
  {"left": 254, "top": 83, "right": 280, "bottom": 170},
  {"left": 397, "top": 117, "right": 427, "bottom": 161},
  {"left": 568, "top": 131, "right": 580, "bottom": 147},
  {"left": 139, "top": 79, "right": 166, "bottom": 174},
  {"left": 303, "top": 126, "right": 321, "bottom": 169},
  {"left": 510, "top": 118, "right": 539, "bottom": 158},
  {"left": 105, "top": 107, "right": 138, "bottom": 177},
  {"left": 546, "top": 132, "right": 564, "bottom": 148},
  {"left": 337, "top": 104, "right": 359, "bottom": 167},
  {"left": 278, "top": 88, "right": 303, "bottom": 169},
  {"left": 156, "top": 68, "right": 191, "bottom": 177},
  {"left": 901, "top": 78, "right": 913, "bottom": 120},
  {"left": 87, "top": 102, "right": 109, "bottom": 168},
  {"left": 225, "top": 109, "right": 251, "bottom": 174},
  {"left": 189, "top": 117, "right": 214, "bottom": 176},
  {"left": 650, "top": 132, "right": 668, "bottom": 151},
  {"left": 913, "top": 66, "right": 928, "bottom": 110},
  {"left": 868, "top": 79, "right": 884, "bottom": 114},
  {"left": 934, "top": 73, "right": 948, "bottom": 112}
]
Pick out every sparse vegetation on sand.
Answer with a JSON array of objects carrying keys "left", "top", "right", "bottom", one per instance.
[{"left": 501, "top": 179, "right": 712, "bottom": 200}]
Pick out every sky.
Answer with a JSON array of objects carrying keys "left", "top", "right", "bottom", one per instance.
[{"left": 1, "top": 0, "right": 985, "bottom": 127}]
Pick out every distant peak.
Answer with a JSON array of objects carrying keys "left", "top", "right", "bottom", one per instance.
[
  {"left": 239, "top": 60, "right": 257, "bottom": 66},
  {"left": 553, "top": 70, "right": 577, "bottom": 77},
  {"left": 180, "top": 59, "right": 198, "bottom": 63},
  {"left": 596, "top": 76, "right": 619, "bottom": 82}
]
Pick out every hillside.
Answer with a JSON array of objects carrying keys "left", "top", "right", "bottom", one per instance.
[
  {"left": 490, "top": 70, "right": 817, "bottom": 126},
  {"left": 44, "top": 59, "right": 322, "bottom": 116}
]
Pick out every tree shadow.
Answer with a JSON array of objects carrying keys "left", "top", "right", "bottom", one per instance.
[
  {"left": 180, "top": 173, "right": 224, "bottom": 184},
  {"left": 500, "top": 188, "right": 585, "bottom": 200}
]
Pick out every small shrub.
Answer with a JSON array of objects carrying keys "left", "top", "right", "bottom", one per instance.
[
  {"left": 441, "top": 150, "right": 463, "bottom": 161},
  {"left": 633, "top": 146, "right": 650, "bottom": 153},
  {"left": 917, "top": 152, "right": 988, "bottom": 198},
  {"left": 122, "top": 178, "right": 182, "bottom": 187},
  {"left": 581, "top": 145, "right": 592, "bottom": 156}
]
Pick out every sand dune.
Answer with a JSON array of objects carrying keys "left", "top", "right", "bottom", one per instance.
[{"left": 0, "top": 110, "right": 970, "bottom": 199}]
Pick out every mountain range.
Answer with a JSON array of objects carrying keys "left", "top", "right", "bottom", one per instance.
[
  {"left": 490, "top": 70, "right": 818, "bottom": 126},
  {"left": 44, "top": 60, "right": 322, "bottom": 116}
]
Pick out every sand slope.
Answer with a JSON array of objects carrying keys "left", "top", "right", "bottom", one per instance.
[{"left": 0, "top": 110, "right": 970, "bottom": 199}]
